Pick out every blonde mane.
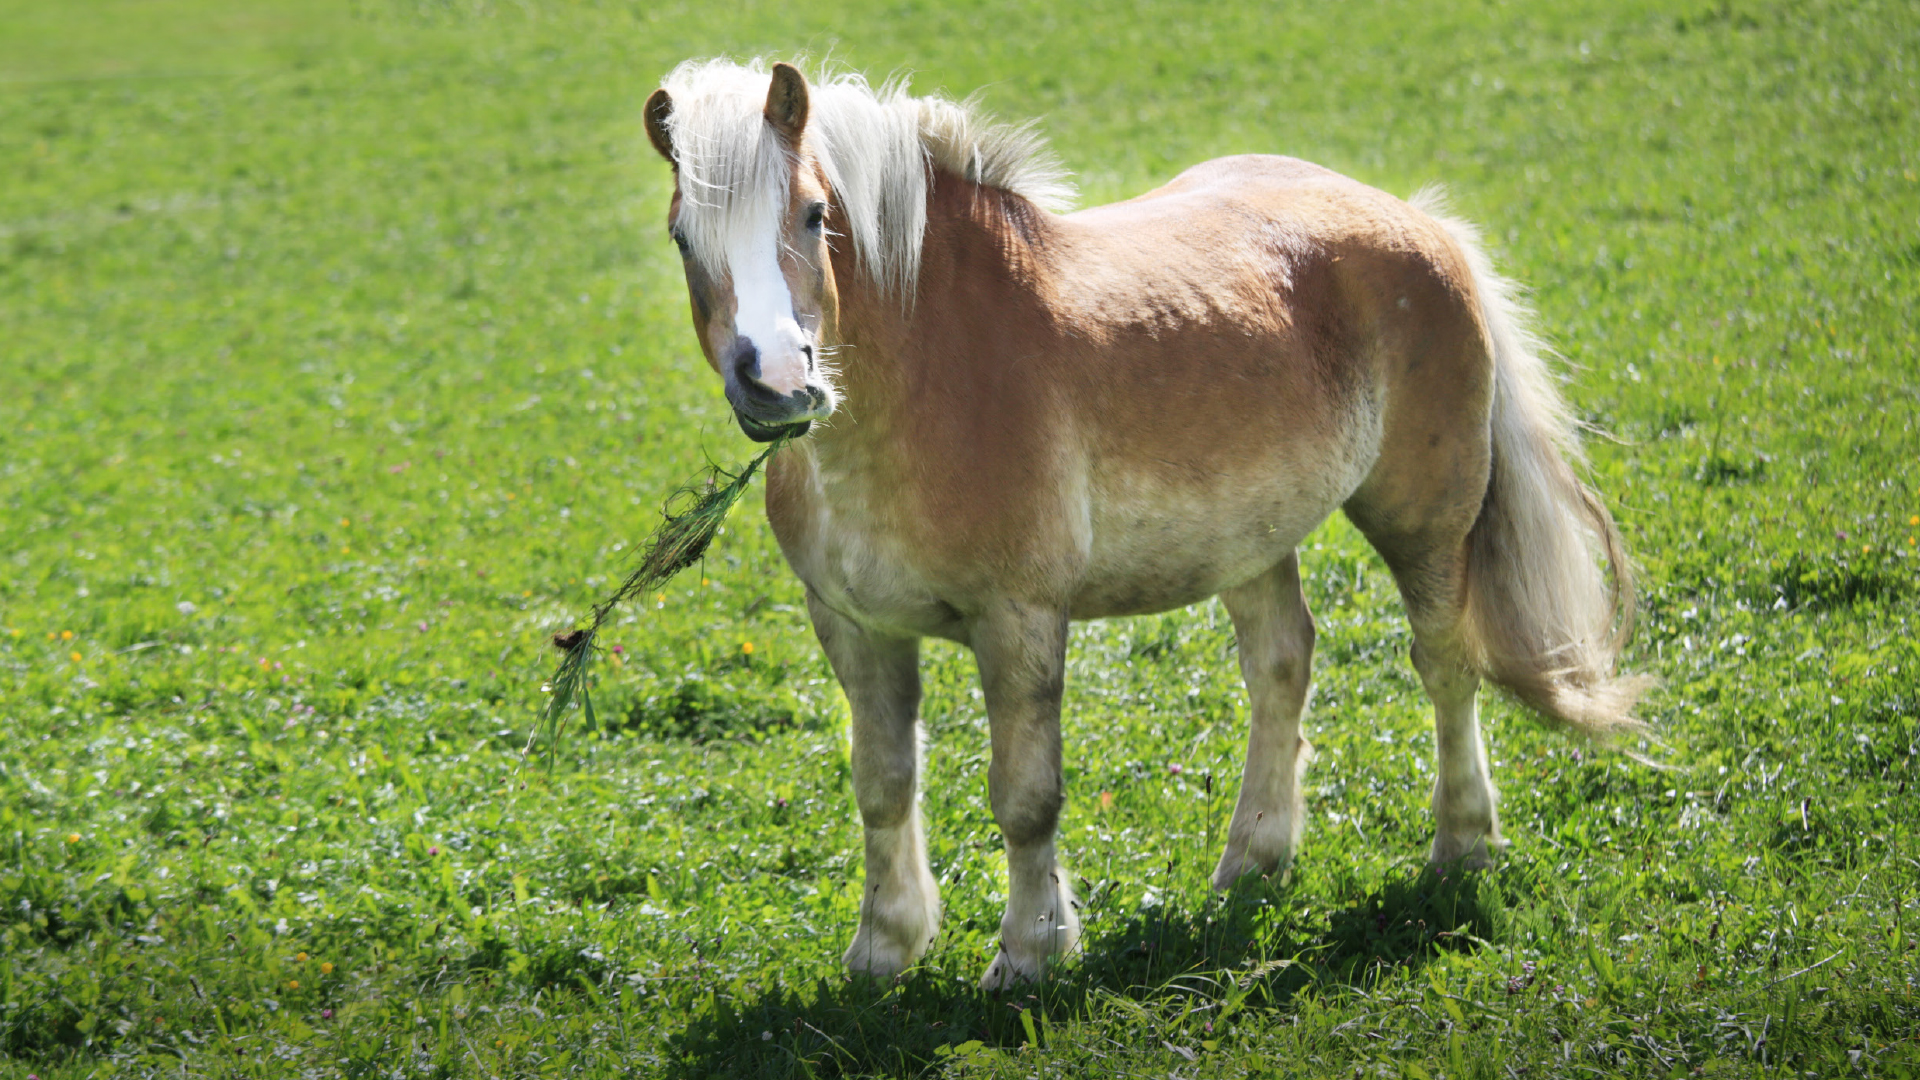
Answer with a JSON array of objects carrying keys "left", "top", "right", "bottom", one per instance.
[{"left": 657, "top": 58, "right": 1075, "bottom": 299}]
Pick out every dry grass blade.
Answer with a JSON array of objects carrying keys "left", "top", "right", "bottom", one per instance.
[{"left": 530, "top": 436, "right": 791, "bottom": 765}]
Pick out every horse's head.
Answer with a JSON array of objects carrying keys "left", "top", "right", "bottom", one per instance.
[{"left": 645, "top": 63, "right": 839, "bottom": 443}]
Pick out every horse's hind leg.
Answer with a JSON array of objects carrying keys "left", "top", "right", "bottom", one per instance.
[
  {"left": 1351, "top": 518, "right": 1505, "bottom": 870},
  {"left": 1409, "top": 611, "right": 1502, "bottom": 869},
  {"left": 808, "top": 591, "right": 941, "bottom": 979},
  {"left": 1212, "top": 552, "right": 1317, "bottom": 888}
]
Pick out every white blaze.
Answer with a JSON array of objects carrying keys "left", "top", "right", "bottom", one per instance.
[{"left": 726, "top": 227, "right": 812, "bottom": 397}]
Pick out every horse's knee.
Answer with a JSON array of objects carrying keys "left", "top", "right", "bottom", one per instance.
[
  {"left": 995, "top": 797, "right": 1062, "bottom": 849},
  {"left": 851, "top": 740, "right": 919, "bottom": 828},
  {"left": 855, "top": 786, "right": 914, "bottom": 831},
  {"left": 988, "top": 764, "right": 1063, "bottom": 848},
  {"left": 853, "top": 771, "right": 915, "bottom": 831}
]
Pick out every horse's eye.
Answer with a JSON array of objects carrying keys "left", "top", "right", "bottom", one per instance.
[
  {"left": 671, "top": 229, "right": 690, "bottom": 256},
  {"left": 804, "top": 202, "right": 826, "bottom": 232}
]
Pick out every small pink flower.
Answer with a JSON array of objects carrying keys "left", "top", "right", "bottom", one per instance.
[
  {"left": 428, "top": 846, "right": 439, "bottom": 856},
  {"left": 1169, "top": 763, "right": 1184, "bottom": 775},
  {"left": 322, "top": 1008, "right": 334, "bottom": 1020},
  {"left": 610, "top": 645, "right": 624, "bottom": 654}
]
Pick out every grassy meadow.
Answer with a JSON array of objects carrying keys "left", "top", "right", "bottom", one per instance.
[{"left": 2, "top": 0, "right": 1917, "bottom": 1075}]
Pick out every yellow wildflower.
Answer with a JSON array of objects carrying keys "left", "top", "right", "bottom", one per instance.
[{"left": 741, "top": 642, "right": 754, "bottom": 655}]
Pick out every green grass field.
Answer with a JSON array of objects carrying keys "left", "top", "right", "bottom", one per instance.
[{"left": 2, "top": 0, "right": 1917, "bottom": 1076}]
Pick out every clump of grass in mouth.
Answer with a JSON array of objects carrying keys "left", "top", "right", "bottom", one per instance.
[{"left": 532, "top": 435, "right": 791, "bottom": 765}]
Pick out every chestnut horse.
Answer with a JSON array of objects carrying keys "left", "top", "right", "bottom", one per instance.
[{"left": 641, "top": 59, "right": 1648, "bottom": 988}]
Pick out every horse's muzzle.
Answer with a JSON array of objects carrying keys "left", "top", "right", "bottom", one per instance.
[
  {"left": 728, "top": 381, "right": 828, "bottom": 442},
  {"left": 735, "top": 411, "right": 812, "bottom": 442},
  {"left": 724, "top": 337, "right": 830, "bottom": 441}
]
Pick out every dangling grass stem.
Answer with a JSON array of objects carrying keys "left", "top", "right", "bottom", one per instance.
[{"left": 529, "top": 435, "right": 791, "bottom": 767}]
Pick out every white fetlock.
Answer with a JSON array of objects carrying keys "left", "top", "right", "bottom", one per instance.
[
  {"left": 980, "top": 883, "right": 1079, "bottom": 990},
  {"left": 1210, "top": 809, "right": 1302, "bottom": 889},
  {"left": 843, "top": 924, "right": 923, "bottom": 980},
  {"left": 843, "top": 860, "right": 941, "bottom": 979},
  {"left": 979, "top": 922, "right": 1078, "bottom": 990},
  {"left": 979, "top": 947, "right": 1027, "bottom": 991}
]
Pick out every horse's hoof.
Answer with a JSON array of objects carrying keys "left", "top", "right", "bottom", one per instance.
[
  {"left": 979, "top": 948, "right": 1037, "bottom": 991},
  {"left": 1427, "top": 832, "right": 1503, "bottom": 872},
  {"left": 1210, "top": 848, "right": 1294, "bottom": 891},
  {"left": 842, "top": 929, "right": 924, "bottom": 981}
]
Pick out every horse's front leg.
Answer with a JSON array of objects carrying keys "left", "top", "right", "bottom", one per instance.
[
  {"left": 972, "top": 602, "right": 1079, "bottom": 989},
  {"left": 807, "top": 592, "right": 940, "bottom": 979}
]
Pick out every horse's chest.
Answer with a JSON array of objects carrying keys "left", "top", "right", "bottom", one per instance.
[{"left": 767, "top": 475, "right": 964, "bottom": 639}]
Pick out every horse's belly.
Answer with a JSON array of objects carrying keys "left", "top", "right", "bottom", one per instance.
[
  {"left": 1072, "top": 553, "right": 1268, "bottom": 618},
  {"left": 1070, "top": 495, "right": 1336, "bottom": 618},
  {"left": 1070, "top": 439, "right": 1368, "bottom": 618}
]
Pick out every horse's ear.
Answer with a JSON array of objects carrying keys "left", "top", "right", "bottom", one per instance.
[
  {"left": 644, "top": 88, "right": 675, "bottom": 163},
  {"left": 764, "top": 62, "right": 809, "bottom": 142}
]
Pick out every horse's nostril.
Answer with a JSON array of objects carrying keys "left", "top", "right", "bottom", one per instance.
[
  {"left": 800, "top": 343, "right": 814, "bottom": 370},
  {"left": 731, "top": 340, "right": 761, "bottom": 383}
]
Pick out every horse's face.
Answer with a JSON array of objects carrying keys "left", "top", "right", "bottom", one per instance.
[{"left": 645, "top": 64, "right": 839, "bottom": 443}]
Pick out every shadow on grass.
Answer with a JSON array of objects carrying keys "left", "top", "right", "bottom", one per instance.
[{"left": 665, "top": 862, "right": 1523, "bottom": 1078}]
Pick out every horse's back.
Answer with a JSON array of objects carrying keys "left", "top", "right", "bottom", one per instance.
[
  {"left": 1073, "top": 153, "right": 1391, "bottom": 219},
  {"left": 1075, "top": 153, "right": 1353, "bottom": 209},
  {"left": 1065, "top": 154, "right": 1470, "bottom": 291}
]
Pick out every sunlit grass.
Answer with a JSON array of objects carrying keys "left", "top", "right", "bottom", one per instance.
[{"left": 0, "top": 0, "right": 1915, "bottom": 1076}]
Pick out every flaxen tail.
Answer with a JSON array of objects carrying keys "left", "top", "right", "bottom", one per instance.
[{"left": 1412, "top": 188, "right": 1655, "bottom": 751}]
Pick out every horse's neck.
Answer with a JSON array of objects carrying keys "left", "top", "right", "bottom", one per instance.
[{"left": 822, "top": 172, "right": 1058, "bottom": 459}]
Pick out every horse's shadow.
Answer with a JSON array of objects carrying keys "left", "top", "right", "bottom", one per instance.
[{"left": 665, "top": 862, "right": 1524, "bottom": 1078}]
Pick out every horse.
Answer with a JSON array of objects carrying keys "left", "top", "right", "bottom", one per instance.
[{"left": 639, "top": 58, "right": 1650, "bottom": 989}]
